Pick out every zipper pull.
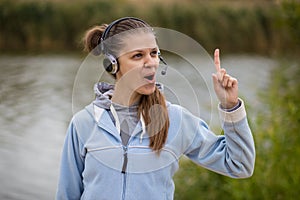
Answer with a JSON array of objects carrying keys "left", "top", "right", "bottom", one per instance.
[{"left": 123, "top": 146, "right": 128, "bottom": 152}]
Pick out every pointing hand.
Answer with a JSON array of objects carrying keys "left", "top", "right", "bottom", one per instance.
[{"left": 212, "top": 49, "right": 239, "bottom": 109}]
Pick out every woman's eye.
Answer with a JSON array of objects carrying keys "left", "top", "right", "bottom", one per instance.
[
  {"left": 133, "top": 53, "right": 143, "bottom": 59},
  {"left": 151, "top": 51, "right": 158, "bottom": 57}
]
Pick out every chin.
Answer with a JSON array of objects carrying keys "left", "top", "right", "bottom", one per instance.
[{"left": 137, "top": 84, "right": 156, "bottom": 95}]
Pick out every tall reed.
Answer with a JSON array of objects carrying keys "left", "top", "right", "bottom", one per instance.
[{"left": 0, "top": 0, "right": 299, "bottom": 55}]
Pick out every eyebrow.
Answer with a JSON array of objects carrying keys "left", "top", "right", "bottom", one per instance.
[{"left": 129, "top": 47, "right": 158, "bottom": 53}]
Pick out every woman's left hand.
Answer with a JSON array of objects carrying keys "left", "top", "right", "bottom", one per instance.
[{"left": 212, "top": 49, "right": 239, "bottom": 109}]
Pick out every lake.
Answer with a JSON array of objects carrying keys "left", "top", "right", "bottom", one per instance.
[{"left": 0, "top": 54, "right": 275, "bottom": 199}]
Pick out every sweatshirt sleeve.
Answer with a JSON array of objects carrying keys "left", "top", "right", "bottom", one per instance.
[
  {"left": 183, "top": 98, "right": 255, "bottom": 178},
  {"left": 56, "top": 117, "right": 85, "bottom": 200}
]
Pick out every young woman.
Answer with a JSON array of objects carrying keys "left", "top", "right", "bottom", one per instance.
[{"left": 56, "top": 17, "right": 255, "bottom": 200}]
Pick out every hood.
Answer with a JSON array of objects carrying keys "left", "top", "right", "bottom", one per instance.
[
  {"left": 93, "top": 82, "right": 165, "bottom": 109},
  {"left": 93, "top": 82, "right": 114, "bottom": 110}
]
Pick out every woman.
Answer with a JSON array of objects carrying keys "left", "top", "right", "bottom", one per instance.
[{"left": 56, "top": 17, "right": 255, "bottom": 200}]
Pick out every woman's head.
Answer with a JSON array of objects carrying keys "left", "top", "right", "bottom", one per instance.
[{"left": 83, "top": 17, "right": 160, "bottom": 96}]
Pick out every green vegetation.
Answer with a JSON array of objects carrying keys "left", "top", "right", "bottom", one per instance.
[
  {"left": 0, "top": 0, "right": 299, "bottom": 55},
  {"left": 174, "top": 58, "right": 300, "bottom": 199}
]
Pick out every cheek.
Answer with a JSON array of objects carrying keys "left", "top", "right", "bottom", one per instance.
[
  {"left": 118, "top": 62, "right": 140, "bottom": 78},
  {"left": 121, "top": 66, "right": 142, "bottom": 80},
  {"left": 118, "top": 58, "right": 143, "bottom": 75},
  {"left": 117, "top": 65, "right": 144, "bottom": 86}
]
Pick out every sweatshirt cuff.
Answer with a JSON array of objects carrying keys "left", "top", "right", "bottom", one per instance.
[{"left": 218, "top": 98, "right": 247, "bottom": 123}]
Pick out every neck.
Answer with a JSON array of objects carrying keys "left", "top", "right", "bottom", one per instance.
[{"left": 111, "top": 83, "right": 141, "bottom": 106}]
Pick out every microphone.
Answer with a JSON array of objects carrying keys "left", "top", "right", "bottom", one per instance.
[
  {"left": 161, "top": 66, "right": 167, "bottom": 75},
  {"left": 159, "top": 55, "right": 168, "bottom": 75}
]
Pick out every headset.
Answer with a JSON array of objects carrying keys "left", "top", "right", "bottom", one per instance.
[{"left": 99, "top": 17, "right": 168, "bottom": 75}]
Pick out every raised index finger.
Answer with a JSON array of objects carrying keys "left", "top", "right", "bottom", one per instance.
[{"left": 214, "top": 49, "right": 221, "bottom": 72}]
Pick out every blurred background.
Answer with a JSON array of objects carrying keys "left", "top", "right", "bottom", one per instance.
[{"left": 0, "top": 0, "right": 299, "bottom": 199}]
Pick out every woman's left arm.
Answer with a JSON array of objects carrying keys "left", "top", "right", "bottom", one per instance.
[{"left": 183, "top": 49, "right": 255, "bottom": 178}]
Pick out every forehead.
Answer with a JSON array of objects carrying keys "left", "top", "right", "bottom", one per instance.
[{"left": 120, "top": 32, "right": 157, "bottom": 55}]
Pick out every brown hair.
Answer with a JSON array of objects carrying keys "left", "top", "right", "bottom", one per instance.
[
  {"left": 138, "top": 88, "right": 169, "bottom": 151},
  {"left": 83, "top": 18, "right": 169, "bottom": 152},
  {"left": 83, "top": 24, "right": 107, "bottom": 56}
]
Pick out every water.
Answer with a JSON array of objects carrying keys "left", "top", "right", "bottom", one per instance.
[{"left": 0, "top": 54, "right": 276, "bottom": 200}]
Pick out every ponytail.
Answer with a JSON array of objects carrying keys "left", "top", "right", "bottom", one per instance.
[{"left": 82, "top": 24, "right": 108, "bottom": 55}]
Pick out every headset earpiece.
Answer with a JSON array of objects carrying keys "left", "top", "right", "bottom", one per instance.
[
  {"left": 100, "top": 17, "right": 148, "bottom": 75},
  {"left": 103, "top": 54, "right": 118, "bottom": 74}
]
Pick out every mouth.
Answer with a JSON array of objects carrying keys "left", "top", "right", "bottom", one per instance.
[{"left": 144, "top": 73, "right": 155, "bottom": 82}]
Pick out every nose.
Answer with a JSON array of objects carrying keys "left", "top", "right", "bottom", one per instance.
[{"left": 144, "top": 54, "right": 159, "bottom": 69}]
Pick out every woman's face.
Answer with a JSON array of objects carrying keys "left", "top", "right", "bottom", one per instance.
[{"left": 116, "top": 32, "right": 160, "bottom": 96}]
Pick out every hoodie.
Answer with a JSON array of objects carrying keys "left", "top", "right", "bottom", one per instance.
[{"left": 56, "top": 82, "right": 255, "bottom": 200}]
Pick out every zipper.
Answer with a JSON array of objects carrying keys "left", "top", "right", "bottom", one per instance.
[
  {"left": 122, "top": 145, "right": 128, "bottom": 173},
  {"left": 122, "top": 172, "right": 127, "bottom": 200},
  {"left": 121, "top": 145, "right": 128, "bottom": 200}
]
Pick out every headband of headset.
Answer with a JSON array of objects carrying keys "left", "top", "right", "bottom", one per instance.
[{"left": 100, "top": 17, "right": 148, "bottom": 54}]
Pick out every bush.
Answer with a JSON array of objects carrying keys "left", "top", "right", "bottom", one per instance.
[
  {"left": 174, "top": 58, "right": 300, "bottom": 199},
  {"left": 0, "top": 0, "right": 299, "bottom": 55}
]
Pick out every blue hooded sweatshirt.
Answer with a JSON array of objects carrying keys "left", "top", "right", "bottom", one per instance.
[{"left": 56, "top": 82, "right": 255, "bottom": 200}]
